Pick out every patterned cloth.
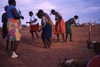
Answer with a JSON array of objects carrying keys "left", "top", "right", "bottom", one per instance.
[
  {"left": 7, "top": 19, "right": 21, "bottom": 41},
  {"left": 55, "top": 19, "right": 66, "bottom": 34}
]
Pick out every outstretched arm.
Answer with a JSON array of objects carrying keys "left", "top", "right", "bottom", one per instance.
[{"left": 26, "top": 18, "right": 37, "bottom": 24}]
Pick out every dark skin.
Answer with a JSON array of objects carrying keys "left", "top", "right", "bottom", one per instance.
[
  {"left": 37, "top": 14, "right": 51, "bottom": 48},
  {"left": 26, "top": 12, "right": 39, "bottom": 40},
  {"left": 2, "top": 6, "right": 9, "bottom": 50},
  {"left": 65, "top": 18, "right": 78, "bottom": 42},
  {"left": 51, "top": 11, "right": 64, "bottom": 42},
  {"left": 8, "top": 1, "right": 24, "bottom": 51}
]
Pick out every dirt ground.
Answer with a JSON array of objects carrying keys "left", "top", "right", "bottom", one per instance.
[{"left": 0, "top": 25, "right": 100, "bottom": 67}]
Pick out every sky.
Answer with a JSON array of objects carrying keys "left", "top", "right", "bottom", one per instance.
[{"left": 0, "top": 0, "right": 100, "bottom": 27}]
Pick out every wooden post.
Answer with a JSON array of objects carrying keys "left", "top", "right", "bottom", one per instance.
[{"left": 88, "top": 22, "right": 91, "bottom": 41}]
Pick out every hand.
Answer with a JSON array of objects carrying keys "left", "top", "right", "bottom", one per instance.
[
  {"left": 75, "top": 25, "right": 78, "bottom": 27},
  {"left": 26, "top": 22, "right": 29, "bottom": 24},
  {"left": 38, "top": 29, "right": 41, "bottom": 32},
  {"left": 35, "top": 19, "right": 37, "bottom": 21},
  {"left": 38, "top": 29, "right": 42, "bottom": 32},
  {"left": 33, "top": 19, "right": 37, "bottom": 22},
  {"left": 21, "top": 16, "right": 24, "bottom": 19}
]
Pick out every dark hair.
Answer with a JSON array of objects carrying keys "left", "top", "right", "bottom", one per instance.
[
  {"left": 51, "top": 9, "right": 55, "bottom": 13},
  {"left": 29, "top": 11, "right": 33, "bottom": 14},
  {"left": 8, "top": 0, "right": 15, "bottom": 5},
  {"left": 37, "top": 11, "right": 43, "bottom": 18},
  {"left": 74, "top": 15, "right": 78, "bottom": 19},
  {"left": 38, "top": 9, "right": 44, "bottom": 13},
  {"left": 4, "top": 5, "right": 8, "bottom": 11}
]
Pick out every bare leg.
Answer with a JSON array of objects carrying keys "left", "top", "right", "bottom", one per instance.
[
  {"left": 65, "top": 33, "right": 68, "bottom": 42},
  {"left": 48, "top": 38, "right": 52, "bottom": 45},
  {"left": 35, "top": 32, "right": 39, "bottom": 39},
  {"left": 13, "top": 41, "right": 19, "bottom": 51},
  {"left": 62, "top": 33, "right": 64, "bottom": 42},
  {"left": 11, "top": 41, "right": 14, "bottom": 50},
  {"left": 31, "top": 32, "right": 34, "bottom": 40},
  {"left": 57, "top": 34, "right": 59, "bottom": 42},
  {"left": 11, "top": 41, "right": 19, "bottom": 58},
  {"left": 6, "top": 40, "right": 9, "bottom": 50},
  {"left": 45, "top": 39, "right": 50, "bottom": 48},
  {"left": 42, "top": 38, "right": 47, "bottom": 48},
  {"left": 70, "top": 33, "right": 73, "bottom": 41}
]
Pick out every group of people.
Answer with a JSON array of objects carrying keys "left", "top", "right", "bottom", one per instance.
[
  {"left": 25, "top": 10, "right": 78, "bottom": 49},
  {"left": 1, "top": 0, "right": 79, "bottom": 58},
  {"left": 1, "top": 1, "right": 100, "bottom": 67},
  {"left": 26, "top": 9, "right": 79, "bottom": 48}
]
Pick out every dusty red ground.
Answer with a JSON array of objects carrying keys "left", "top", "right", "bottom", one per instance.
[{"left": 0, "top": 25, "right": 100, "bottom": 67}]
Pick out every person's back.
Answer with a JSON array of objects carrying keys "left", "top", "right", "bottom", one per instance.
[
  {"left": 67, "top": 18, "right": 75, "bottom": 25},
  {"left": 44, "top": 13, "right": 50, "bottom": 20},
  {"left": 7, "top": 5, "right": 16, "bottom": 19},
  {"left": 2, "top": 13, "right": 8, "bottom": 24},
  {"left": 2, "top": 6, "right": 8, "bottom": 39}
]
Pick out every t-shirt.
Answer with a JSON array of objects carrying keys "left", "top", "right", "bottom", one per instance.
[
  {"left": 7, "top": 5, "right": 19, "bottom": 19},
  {"left": 30, "top": 16, "right": 38, "bottom": 25}
]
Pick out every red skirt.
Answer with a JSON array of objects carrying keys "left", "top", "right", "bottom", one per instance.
[{"left": 30, "top": 23, "right": 39, "bottom": 32}]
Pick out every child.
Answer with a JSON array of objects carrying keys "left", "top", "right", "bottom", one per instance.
[{"left": 26, "top": 11, "right": 39, "bottom": 40}]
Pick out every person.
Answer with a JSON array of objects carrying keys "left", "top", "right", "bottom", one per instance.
[
  {"left": 7, "top": 0, "right": 24, "bottom": 58},
  {"left": 51, "top": 9, "right": 66, "bottom": 42},
  {"left": 1, "top": 5, "right": 10, "bottom": 50},
  {"left": 37, "top": 11, "right": 52, "bottom": 48},
  {"left": 38, "top": 9, "right": 55, "bottom": 35},
  {"left": 37, "top": 9, "right": 55, "bottom": 44},
  {"left": 87, "top": 55, "right": 100, "bottom": 67},
  {"left": 65, "top": 15, "right": 78, "bottom": 42},
  {"left": 87, "top": 42, "right": 100, "bottom": 67},
  {"left": 26, "top": 11, "right": 39, "bottom": 40}
]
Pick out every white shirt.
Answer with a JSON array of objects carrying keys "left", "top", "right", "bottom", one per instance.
[{"left": 30, "top": 16, "right": 38, "bottom": 25}]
